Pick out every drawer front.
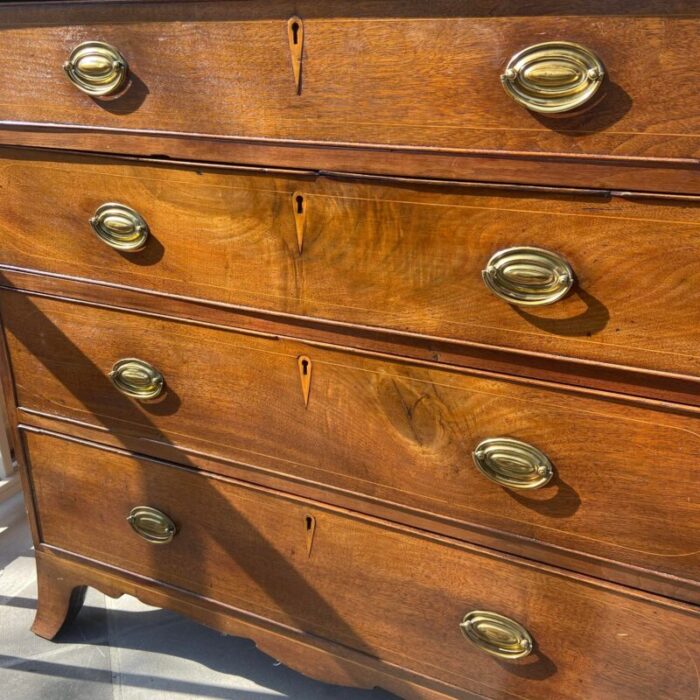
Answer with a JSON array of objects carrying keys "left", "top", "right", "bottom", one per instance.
[
  {"left": 1, "top": 151, "right": 700, "bottom": 376},
  {"left": 25, "top": 430, "right": 700, "bottom": 700},
  {"left": 0, "top": 2, "right": 698, "bottom": 162},
  {"left": 4, "top": 292, "right": 699, "bottom": 582}
]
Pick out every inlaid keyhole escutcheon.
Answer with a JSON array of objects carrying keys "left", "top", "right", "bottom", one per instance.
[
  {"left": 292, "top": 192, "right": 306, "bottom": 253},
  {"left": 297, "top": 355, "right": 312, "bottom": 407},
  {"left": 287, "top": 16, "right": 304, "bottom": 94}
]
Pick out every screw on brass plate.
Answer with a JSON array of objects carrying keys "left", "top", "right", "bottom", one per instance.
[
  {"left": 292, "top": 192, "right": 306, "bottom": 253},
  {"left": 287, "top": 16, "right": 304, "bottom": 94},
  {"left": 305, "top": 514, "right": 316, "bottom": 557},
  {"left": 297, "top": 355, "right": 312, "bottom": 407}
]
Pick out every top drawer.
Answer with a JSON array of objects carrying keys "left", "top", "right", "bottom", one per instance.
[{"left": 1, "top": 1, "right": 699, "bottom": 162}]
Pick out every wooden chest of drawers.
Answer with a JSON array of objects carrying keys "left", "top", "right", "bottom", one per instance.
[{"left": 2, "top": 2, "right": 698, "bottom": 698}]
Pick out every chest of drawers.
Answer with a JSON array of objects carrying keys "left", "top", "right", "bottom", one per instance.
[{"left": 2, "top": 2, "right": 698, "bottom": 699}]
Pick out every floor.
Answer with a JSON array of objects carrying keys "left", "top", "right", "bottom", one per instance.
[{"left": 0, "top": 493, "right": 395, "bottom": 700}]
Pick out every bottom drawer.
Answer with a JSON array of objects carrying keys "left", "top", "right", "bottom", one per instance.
[{"left": 25, "top": 429, "right": 699, "bottom": 700}]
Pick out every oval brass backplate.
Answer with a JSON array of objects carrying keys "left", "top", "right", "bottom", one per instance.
[
  {"left": 482, "top": 246, "right": 574, "bottom": 306},
  {"left": 460, "top": 610, "right": 533, "bottom": 660},
  {"left": 64, "top": 41, "right": 129, "bottom": 96},
  {"left": 473, "top": 437, "right": 554, "bottom": 490},
  {"left": 109, "top": 358, "right": 164, "bottom": 400},
  {"left": 90, "top": 203, "right": 150, "bottom": 251},
  {"left": 501, "top": 41, "right": 605, "bottom": 113},
  {"left": 127, "top": 506, "right": 177, "bottom": 544}
]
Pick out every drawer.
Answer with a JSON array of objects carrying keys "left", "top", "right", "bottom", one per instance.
[
  {"left": 0, "top": 2, "right": 698, "bottom": 163},
  {"left": 4, "top": 291, "right": 699, "bottom": 586},
  {"left": 1, "top": 150, "right": 700, "bottom": 377},
  {"left": 24, "top": 429, "right": 700, "bottom": 700}
]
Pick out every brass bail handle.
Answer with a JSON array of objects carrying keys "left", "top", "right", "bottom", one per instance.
[
  {"left": 64, "top": 41, "right": 129, "bottom": 96},
  {"left": 460, "top": 611, "right": 534, "bottom": 660},
  {"left": 482, "top": 246, "right": 574, "bottom": 306},
  {"left": 472, "top": 437, "right": 554, "bottom": 490},
  {"left": 109, "top": 358, "right": 164, "bottom": 400},
  {"left": 127, "top": 506, "right": 177, "bottom": 544},
  {"left": 501, "top": 41, "right": 605, "bottom": 113},
  {"left": 90, "top": 203, "right": 150, "bottom": 252}
]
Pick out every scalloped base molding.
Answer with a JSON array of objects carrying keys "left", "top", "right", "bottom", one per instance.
[{"left": 31, "top": 548, "right": 477, "bottom": 700}]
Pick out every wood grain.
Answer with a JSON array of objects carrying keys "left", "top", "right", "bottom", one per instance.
[
  {"left": 24, "top": 428, "right": 700, "bottom": 700},
  {"left": 31, "top": 555, "right": 87, "bottom": 640},
  {"left": 3, "top": 4, "right": 699, "bottom": 697},
  {"left": 4, "top": 290, "right": 699, "bottom": 587},
  {"left": 0, "top": 1, "right": 698, "bottom": 163},
  {"left": 1, "top": 148, "right": 699, "bottom": 377},
  {"left": 16, "top": 407, "right": 700, "bottom": 606},
  {"left": 31, "top": 550, "right": 469, "bottom": 700},
  {"left": 2, "top": 267, "right": 698, "bottom": 409},
  {"left": 1, "top": 133, "right": 698, "bottom": 195}
]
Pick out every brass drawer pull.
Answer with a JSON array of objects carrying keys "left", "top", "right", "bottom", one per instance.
[
  {"left": 109, "top": 358, "right": 164, "bottom": 400},
  {"left": 64, "top": 41, "right": 129, "bottom": 96},
  {"left": 501, "top": 41, "right": 605, "bottom": 114},
  {"left": 90, "top": 203, "right": 149, "bottom": 252},
  {"left": 473, "top": 437, "right": 554, "bottom": 490},
  {"left": 482, "top": 246, "right": 574, "bottom": 306},
  {"left": 460, "top": 611, "right": 533, "bottom": 660},
  {"left": 127, "top": 506, "right": 177, "bottom": 544}
]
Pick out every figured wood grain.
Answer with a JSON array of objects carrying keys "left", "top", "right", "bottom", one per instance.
[
  {"left": 0, "top": 1, "right": 698, "bottom": 163},
  {"left": 19, "top": 407, "right": 700, "bottom": 606},
  {"left": 2, "top": 267, "right": 698, "bottom": 409},
  {"left": 1, "top": 149, "right": 699, "bottom": 378},
  {"left": 3, "top": 3, "right": 698, "bottom": 698},
  {"left": 24, "top": 429, "right": 700, "bottom": 700},
  {"left": 4, "top": 291, "right": 699, "bottom": 586}
]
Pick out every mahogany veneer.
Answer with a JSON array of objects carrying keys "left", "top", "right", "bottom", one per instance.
[
  {"left": 1, "top": 3, "right": 699, "bottom": 164},
  {"left": 2, "top": 2, "right": 698, "bottom": 699},
  {"left": 0, "top": 148, "right": 699, "bottom": 376},
  {"left": 23, "top": 429, "right": 700, "bottom": 700},
  {"left": 2, "top": 290, "right": 699, "bottom": 593}
]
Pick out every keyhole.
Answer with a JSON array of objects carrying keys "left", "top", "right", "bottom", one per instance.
[
  {"left": 291, "top": 21, "right": 300, "bottom": 45},
  {"left": 296, "top": 194, "right": 304, "bottom": 214},
  {"left": 297, "top": 354, "right": 312, "bottom": 406},
  {"left": 304, "top": 513, "right": 316, "bottom": 556}
]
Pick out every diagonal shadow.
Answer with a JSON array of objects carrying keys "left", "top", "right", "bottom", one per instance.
[
  {"left": 0, "top": 276, "right": 394, "bottom": 694},
  {"left": 0, "top": 653, "right": 286, "bottom": 700},
  {"left": 0, "top": 599, "right": 395, "bottom": 699}
]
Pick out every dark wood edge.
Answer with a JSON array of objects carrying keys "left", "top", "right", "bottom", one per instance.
[
  {"left": 5, "top": 143, "right": 700, "bottom": 202},
  {"left": 0, "top": 269, "right": 698, "bottom": 411},
  {"left": 4, "top": 119, "right": 699, "bottom": 167},
  {"left": 0, "top": 129, "right": 698, "bottom": 195},
  {"left": 22, "top": 424, "right": 700, "bottom": 610},
  {"left": 4, "top": 0, "right": 700, "bottom": 16},
  {"left": 0, "top": 143, "right": 606, "bottom": 195},
  {"left": 0, "top": 144, "right": 318, "bottom": 177},
  {"left": 33, "top": 549, "right": 476, "bottom": 700}
]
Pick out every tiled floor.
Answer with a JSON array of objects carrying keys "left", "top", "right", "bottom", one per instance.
[{"left": 0, "top": 494, "right": 395, "bottom": 699}]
